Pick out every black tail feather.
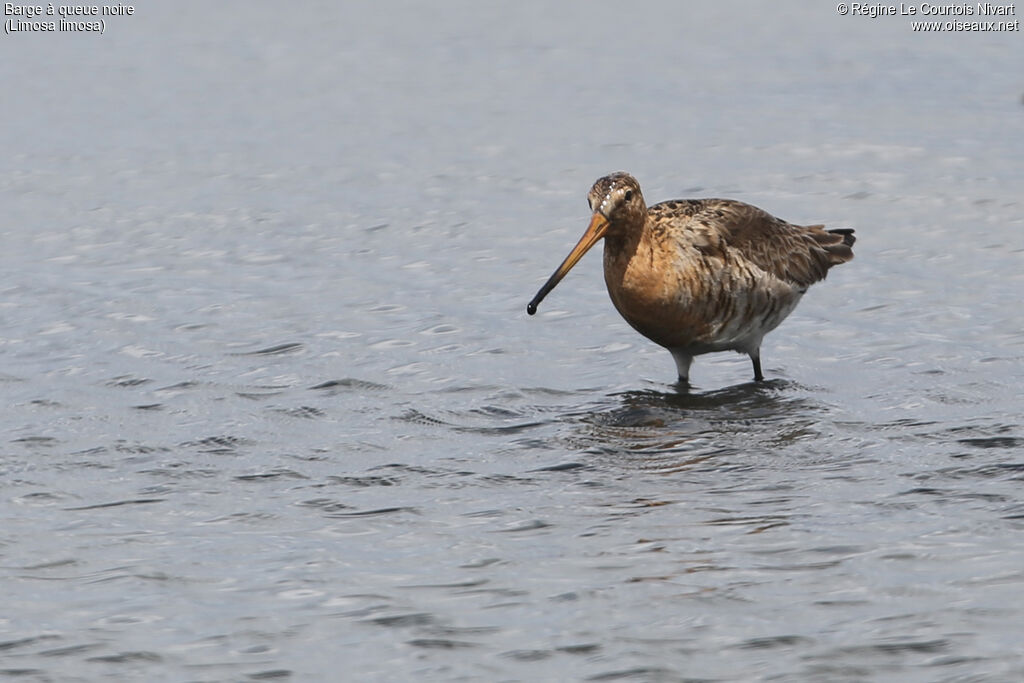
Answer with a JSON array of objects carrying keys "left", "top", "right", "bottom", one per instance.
[{"left": 828, "top": 228, "right": 856, "bottom": 247}]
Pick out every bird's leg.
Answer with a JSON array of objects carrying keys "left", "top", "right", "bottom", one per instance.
[
  {"left": 750, "top": 351, "right": 764, "bottom": 382},
  {"left": 670, "top": 350, "right": 693, "bottom": 384}
]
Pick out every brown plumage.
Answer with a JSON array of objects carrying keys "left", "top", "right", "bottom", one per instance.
[{"left": 527, "top": 172, "right": 855, "bottom": 383}]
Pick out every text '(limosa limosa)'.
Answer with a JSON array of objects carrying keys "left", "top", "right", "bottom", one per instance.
[{"left": 527, "top": 172, "right": 855, "bottom": 384}]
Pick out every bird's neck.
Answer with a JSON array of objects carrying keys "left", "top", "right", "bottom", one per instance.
[
  {"left": 604, "top": 217, "right": 651, "bottom": 264},
  {"left": 602, "top": 217, "right": 655, "bottom": 291}
]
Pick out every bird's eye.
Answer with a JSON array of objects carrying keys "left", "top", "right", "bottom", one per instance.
[{"left": 624, "top": 190, "right": 634, "bottom": 201}]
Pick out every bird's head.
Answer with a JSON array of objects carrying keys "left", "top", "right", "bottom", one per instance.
[{"left": 527, "top": 172, "right": 647, "bottom": 315}]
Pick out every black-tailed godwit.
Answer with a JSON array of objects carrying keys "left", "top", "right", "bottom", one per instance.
[{"left": 527, "top": 172, "right": 855, "bottom": 384}]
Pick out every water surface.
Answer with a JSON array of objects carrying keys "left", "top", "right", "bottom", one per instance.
[{"left": 2, "top": 1, "right": 1023, "bottom": 680}]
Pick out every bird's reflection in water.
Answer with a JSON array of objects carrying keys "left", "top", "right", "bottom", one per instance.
[{"left": 563, "top": 379, "right": 824, "bottom": 473}]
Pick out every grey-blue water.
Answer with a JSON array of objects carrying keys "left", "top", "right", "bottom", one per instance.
[{"left": 2, "top": 2, "right": 1023, "bottom": 680}]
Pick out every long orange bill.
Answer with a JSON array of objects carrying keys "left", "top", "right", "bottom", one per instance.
[{"left": 527, "top": 212, "right": 610, "bottom": 315}]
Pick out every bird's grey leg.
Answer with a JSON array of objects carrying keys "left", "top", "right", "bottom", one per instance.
[
  {"left": 671, "top": 350, "right": 693, "bottom": 384},
  {"left": 750, "top": 350, "right": 764, "bottom": 382}
]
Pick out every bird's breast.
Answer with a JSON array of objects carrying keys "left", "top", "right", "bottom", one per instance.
[{"left": 602, "top": 237, "right": 714, "bottom": 349}]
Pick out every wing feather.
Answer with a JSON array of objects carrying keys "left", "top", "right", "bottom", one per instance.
[{"left": 649, "top": 199, "right": 855, "bottom": 287}]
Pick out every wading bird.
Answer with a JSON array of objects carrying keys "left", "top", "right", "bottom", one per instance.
[{"left": 527, "top": 172, "right": 855, "bottom": 384}]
